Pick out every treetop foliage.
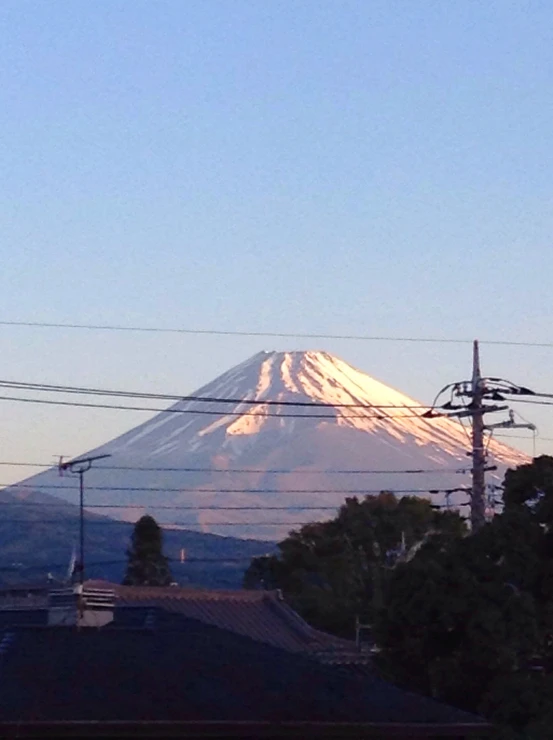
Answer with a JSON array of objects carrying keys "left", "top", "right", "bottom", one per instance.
[
  {"left": 244, "top": 491, "right": 466, "bottom": 636},
  {"left": 245, "top": 458, "right": 553, "bottom": 738},
  {"left": 123, "top": 514, "right": 173, "bottom": 587}
]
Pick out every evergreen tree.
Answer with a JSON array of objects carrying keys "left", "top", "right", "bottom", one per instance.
[{"left": 123, "top": 515, "right": 173, "bottom": 586}]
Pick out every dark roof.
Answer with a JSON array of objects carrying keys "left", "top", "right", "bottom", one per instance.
[
  {"left": 0, "top": 583, "right": 51, "bottom": 594},
  {"left": 0, "top": 609, "right": 47, "bottom": 630},
  {"left": 0, "top": 621, "right": 489, "bottom": 737},
  {"left": 85, "top": 579, "right": 358, "bottom": 658},
  {"left": 0, "top": 581, "right": 361, "bottom": 658},
  {"left": 0, "top": 585, "right": 49, "bottom": 610}
]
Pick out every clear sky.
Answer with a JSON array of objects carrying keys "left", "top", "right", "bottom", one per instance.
[{"left": 1, "top": 0, "right": 552, "bottom": 485}]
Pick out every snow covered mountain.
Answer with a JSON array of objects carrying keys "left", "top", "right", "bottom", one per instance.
[{"left": 7, "top": 351, "right": 529, "bottom": 540}]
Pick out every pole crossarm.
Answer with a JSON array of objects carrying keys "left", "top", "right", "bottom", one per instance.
[{"left": 59, "top": 453, "right": 111, "bottom": 473}]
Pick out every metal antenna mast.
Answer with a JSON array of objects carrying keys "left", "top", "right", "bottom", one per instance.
[{"left": 59, "top": 453, "right": 111, "bottom": 585}]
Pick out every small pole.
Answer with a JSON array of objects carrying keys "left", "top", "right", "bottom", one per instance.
[
  {"left": 79, "top": 469, "right": 85, "bottom": 585},
  {"left": 59, "top": 454, "right": 111, "bottom": 586}
]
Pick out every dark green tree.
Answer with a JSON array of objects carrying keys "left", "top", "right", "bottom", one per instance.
[
  {"left": 123, "top": 515, "right": 173, "bottom": 586},
  {"left": 373, "top": 456, "right": 553, "bottom": 738},
  {"left": 244, "top": 461, "right": 553, "bottom": 735},
  {"left": 244, "top": 492, "right": 466, "bottom": 637}
]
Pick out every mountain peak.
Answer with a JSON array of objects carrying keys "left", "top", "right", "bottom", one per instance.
[
  {"left": 10, "top": 350, "right": 529, "bottom": 540},
  {"left": 204, "top": 349, "right": 411, "bottom": 406},
  {"left": 65, "top": 348, "right": 530, "bottom": 469}
]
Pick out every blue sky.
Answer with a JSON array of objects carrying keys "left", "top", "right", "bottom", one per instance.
[{"left": 0, "top": 0, "right": 552, "bottom": 481}]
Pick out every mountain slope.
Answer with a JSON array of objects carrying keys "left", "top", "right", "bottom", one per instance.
[{"left": 6, "top": 351, "right": 528, "bottom": 540}]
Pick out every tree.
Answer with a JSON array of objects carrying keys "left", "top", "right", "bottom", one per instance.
[
  {"left": 243, "top": 462, "right": 553, "bottom": 736},
  {"left": 244, "top": 492, "right": 466, "bottom": 637},
  {"left": 123, "top": 515, "right": 173, "bottom": 587},
  {"left": 373, "top": 457, "right": 553, "bottom": 738}
]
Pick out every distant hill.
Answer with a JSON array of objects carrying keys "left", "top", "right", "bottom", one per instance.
[{"left": 0, "top": 488, "right": 272, "bottom": 588}]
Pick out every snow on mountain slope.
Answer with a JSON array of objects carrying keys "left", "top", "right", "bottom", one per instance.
[{"left": 6, "top": 351, "right": 529, "bottom": 540}]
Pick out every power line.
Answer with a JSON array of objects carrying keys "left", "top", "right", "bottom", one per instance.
[
  {"left": 492, "top": 433, "right": 537, "bottom": 440},
  {"left": 0, "top": 555, "right": 271, "bottom": 573},
  {"left": 0, "top": 461, "right": 472, "bottom": 475},
  {"left": 0, "top": 504, "right": 356, "bottom": 511},
  {"left": 9, "top": 379, "right": 553, "bottom": 419},
  {"left": 0, "top": 379, "right": 430, "bottom": 410},
  {"left": 0, "top": 515, "right": 471, "bottom": 530},
  {"left": 0, "top": 520, "right": 478, "bottom": 574},
  {"left": 0, "top": 393, "right": 434, "bottom": 419},
  {"left": 1, "top": 319, "right": 553, "bottom": 347},
  {"left": 0, "top": 508, "right": 351, "bottom": 513},
  {"left": 509, "top": 398, "right": 553, "bottom": 407},
  {"left": 1, "top": 484, "right": 470, "bottom": 494},
  {"left": 0, "top": 497, "right": 469, "bottom": 510},
  {"left": 0, "top": 520, "right": 331, "bottom": 527},
  {"left": 0, "top": 516, "right": 468, "bottom": 528},
  {"left": 0, "top": 560, "right": 131, "bottom": 573}
]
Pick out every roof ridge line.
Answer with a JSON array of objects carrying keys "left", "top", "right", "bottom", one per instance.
[
  {"left": 263, "top": 593, "right": 357, "bottom": 649},
  {"left": 263, "top": 594, "right": 331, "bottom": 642}
]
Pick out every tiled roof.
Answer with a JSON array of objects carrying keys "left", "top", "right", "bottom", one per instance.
[
  {"left": 0, "top": 622, "right": 490, "bottom": 736},
  {"left": 0, "top": 579, "right": 369, "bottom": 664},
  {"left": 85, "top": 579, "right": 357, "bottom": 657}
]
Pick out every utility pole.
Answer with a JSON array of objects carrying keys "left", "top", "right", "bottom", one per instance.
[
  {"left": 434, "top": 339, "right": 537, "bottom": 532},
  {"left": 470, "top": 340, "right": 486, "bottom": 531},
  {"left": 59, "top": 454, "right": 111, "bottom": 586}
]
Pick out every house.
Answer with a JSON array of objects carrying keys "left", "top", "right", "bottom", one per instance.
[
  {"left": 0, "top": 582, "right": 52, "bottom": 609},
  {"left": 0, "top": 584, "right": 492, "bottom": 738},
  {"left": 88, "top": 578, "right": 373, "bottom": 663},
  {"left": 0, "top": 579, "right": 371, "bottom": 665},
  {"left": 0, "top": 621, "right": 490, "bottom": 738}
]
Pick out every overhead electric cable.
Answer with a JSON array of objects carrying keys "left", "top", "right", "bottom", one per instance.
[
  {"left": 0, "top": 378, "right": 430, "bottom": 410},
  {"left": 1, "top": 319, "right": 553, "bottom": 347},
  {"left": 2, "top": 519, "right": 465, "bottom": 528},
  {"left": 0, "top": 520, "right": 332, "bottom": 526},
  {"left": 508, "top": 398, "right": 553, "bottom": 407},
  {"left": 0, "top": 516, "right": 471, "bottom": 528},
  {"left": 0, "top": 460, "right": 472, "bottom": 475},
  {"left": 0, "top": 555, "right": 275, "bottom": 572},
  {"left": 0, "top": 483, "right": 471, "bottom": 494},
  {"left": 0, "top": 393, "right": 437, "bottom": 419},
  {"left": 0, "top": 496, "right": 469, "bottom": 510}
]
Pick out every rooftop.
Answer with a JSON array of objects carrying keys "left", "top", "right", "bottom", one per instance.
[
  {"left": 86, "top": 580, "right": 360, "bottom": 658},
  {"left": 0, "top": 580, "right": 364, "bottom": 662},
  {"left": 0, "top": 621, "right": 490, "bottom": 737}
]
